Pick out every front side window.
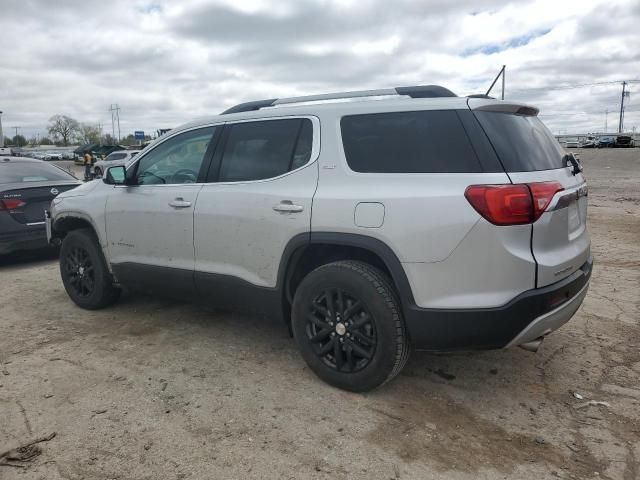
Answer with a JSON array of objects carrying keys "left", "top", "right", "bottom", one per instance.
[
  {"left": 135, "top": 127, "right": 215, "bottom": 185},
  {"left": 216, "top": 118, "right": 313, "bottom": 182}
]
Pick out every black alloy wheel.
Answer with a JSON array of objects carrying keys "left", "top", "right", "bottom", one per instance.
[
  {"left": 292, "top": 260, "right": 410, "bottom": 392},
  {"left": 59, "top": 228, "right": 121, "bottom": 309},
  {"left": 306, "top": 288, "right": 377, "bottom": 373},
  {"left": 63, "top": 246, "right": 95, "bottom": 297}
]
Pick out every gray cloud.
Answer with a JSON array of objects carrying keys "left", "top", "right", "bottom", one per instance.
[{"left": 0, "top": 0, "right": 638, "bottom": 139}]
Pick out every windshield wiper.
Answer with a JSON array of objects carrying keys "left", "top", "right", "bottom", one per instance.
[{"left": 564, "top": 153, "right": 583, "bottom": 176}]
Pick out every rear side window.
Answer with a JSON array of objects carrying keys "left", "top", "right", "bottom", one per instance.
[
  {"left": 217, "top": 118, "right": 313, "bottom": 182},
  {"left": 474, "top": 112, "right": 566, "bottom": 171},
  {"left": 341, "top": 110, "right": 483, "bottom": 173}
]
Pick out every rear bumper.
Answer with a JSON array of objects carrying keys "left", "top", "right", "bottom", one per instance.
[
  {"left": 0, "top": 227, "right": 50, "bottom": 255},
  {"left": 403, "top": 257, "right": 592, "bottom": 351}
]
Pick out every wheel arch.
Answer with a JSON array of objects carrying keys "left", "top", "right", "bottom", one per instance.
[
  {"left": 52, "top": 211, "right": 106, "bottom": 247},
  {"left": 279, "top": 232, "right": 414, "bottom": 312}
]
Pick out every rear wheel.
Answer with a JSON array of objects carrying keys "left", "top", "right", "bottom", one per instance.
[
  {"left": 94, "top": 167, "right": 102, "bottom": 177},
  {"left": 60, "top": 228, "right": 120, "bottom": 309},
  {"left": 292, "top": 260, "right": 409, "bottom": 392}
]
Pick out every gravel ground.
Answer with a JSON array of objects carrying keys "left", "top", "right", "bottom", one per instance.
[{"left": 1, "top": 149, "right": 639, "bottom": 479}]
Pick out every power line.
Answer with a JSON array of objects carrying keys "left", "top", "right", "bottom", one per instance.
[
  {"left": 109, "top": 104, "right": 121, "bottom": 141},
  {"left": 511, "top": 79, "right": 640, "bottom": 94}
]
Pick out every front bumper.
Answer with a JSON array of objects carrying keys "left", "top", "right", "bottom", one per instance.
[{"left": 403, "top": 257, "right": 593, "bottom": 351}]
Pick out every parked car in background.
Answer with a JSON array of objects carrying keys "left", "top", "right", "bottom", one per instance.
[
  {"left": 564, "top": 138, "right": 580, "bottom": 148},
  {"left": 93, "top": 150, "right": 141, "bottom": 177},
  {"left": 44, "top": 151, "right": 63, "bottom": 161},
  {"left": 74, "top": 144, "right": 126, "bottom": 164},
  {"left": 0, "top": 157, "right": 81, "bottom": 255},
  {"left": 47, "top": 85, "right": 591, "bottom": 392},
  {"left": 597, "top": 136, "right": 616, "bottom": 148},
  {"left": 615, "top": 135, "right": 634, "bottom": 148},
  {"left": 581, "top": 136, "right": 597, "bottom": 148}
]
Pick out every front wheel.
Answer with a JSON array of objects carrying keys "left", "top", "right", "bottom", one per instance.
[
  {"left": 291, "top": 260, "right": 410, "bottom": 392},
  {"left": 94, "top": 167, "right": 102, "bottom": 177},
  {"left": 60, "top": 228, "right": 120, "bottom": 309}
]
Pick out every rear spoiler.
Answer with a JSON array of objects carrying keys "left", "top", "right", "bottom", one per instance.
[{"left": 467, "top": 98, "right": 539, "bottom": 116}]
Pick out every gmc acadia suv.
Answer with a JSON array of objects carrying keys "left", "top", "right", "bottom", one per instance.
[{"left": 47, "top": 85, "right": 592, "bottom": 391}]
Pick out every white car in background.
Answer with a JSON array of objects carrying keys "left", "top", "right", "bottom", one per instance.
[{"left": 93, "top": 150, "right": 141, "bottom": 177}]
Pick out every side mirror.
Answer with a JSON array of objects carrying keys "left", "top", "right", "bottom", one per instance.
[{"left": 104, "top": 165, "right": 127, "bottom": 185}]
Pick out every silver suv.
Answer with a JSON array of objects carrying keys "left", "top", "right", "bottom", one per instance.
[{"left": 47, "top": 85, "right": 592, "bottom": 391}]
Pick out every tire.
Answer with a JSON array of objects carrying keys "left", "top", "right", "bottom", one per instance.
[
  {"left": 94, "top": 167, "right": 102, "bottom": 177},
  {"left": 291, "top": 260, "right": 410, "bottom": 392},
  {"left": 59, "top": 228, "right": 120, "bottom": 309}
]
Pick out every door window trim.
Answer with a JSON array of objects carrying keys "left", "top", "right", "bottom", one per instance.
[{"left": 205, "top": 115, "right": 320, "bottom": 185}]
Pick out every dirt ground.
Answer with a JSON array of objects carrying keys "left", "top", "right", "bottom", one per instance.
[{"left": 1, "top": 149, "right": 639, "bottom": 479}]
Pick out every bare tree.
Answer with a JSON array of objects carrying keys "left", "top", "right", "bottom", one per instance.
[
  {"left": 47, "top": 115, "right": 80, "bottom": 146},
  {"left": 78, "top": 124, "right": 101, "bottom": 145}
]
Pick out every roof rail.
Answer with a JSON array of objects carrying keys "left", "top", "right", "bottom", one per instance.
[{"left": 220, "top": 85, "right": 457, "bottom": 114}]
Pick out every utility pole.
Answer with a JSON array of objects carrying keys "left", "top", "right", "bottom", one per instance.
[
  {"left": 109, "top": 104, "right": 121, "bottom": 142},
  {"left": 0, "top": 110, "right": 3, "bottom": 147},
  {"left": 486, "top": 65, "right": 506, "bottom": 99},
  {"left": 618, "top": 81, "right": 629, "bottom": 133},
  {"left": 604, "top": 109, "right": 608, "bottom": 133}
]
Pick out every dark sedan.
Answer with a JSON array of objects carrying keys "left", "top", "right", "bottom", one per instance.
[{"left": 0, "top": 157, "right": 81, "bottom": 255}]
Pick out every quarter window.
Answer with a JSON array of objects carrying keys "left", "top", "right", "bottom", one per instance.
[
  {"left": 216, "top": 118, "right": 313, "bottom": 182},
  {"left": 135, "top": 127, "right": 215, "bottom": 185},
  {"left": 341, "top": 110, "right": 483, "bottom": 173}
]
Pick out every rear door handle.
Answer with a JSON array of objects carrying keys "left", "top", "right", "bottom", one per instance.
[
  {"left": 169, "top": 198, "right": 192, "bottom": 208},
  {"left": 273, "top": 200, "right": 304, "bottom": 213}
]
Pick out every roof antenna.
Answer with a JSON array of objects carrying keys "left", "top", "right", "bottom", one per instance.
[{"left": 486, "top": 65, "right": 506, "bottom": 100}]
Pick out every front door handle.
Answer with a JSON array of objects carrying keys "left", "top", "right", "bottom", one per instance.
[
  {"left": 273, "top": 200, "right": 304, "bottom": 213},
  {"left": 168, "top": 197, "right": 192, "bottom": 208}
]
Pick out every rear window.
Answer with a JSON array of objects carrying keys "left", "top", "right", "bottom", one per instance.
[
  {"left": 474, "top": 112, "right": 566, "bottom": 172},
  {"left": 106, "top": 153, "right": 127, "bottom": 161},
  {"left": 340, "top": 110, "right": 483, "bottom": 173},
  {"left": 0, "top": 162, "right": 77, "bottom": 184}
]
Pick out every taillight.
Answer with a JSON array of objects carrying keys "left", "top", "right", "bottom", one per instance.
[
  {"left": 0, "top": 199, "right": 26, "bottom": 210},
  {"left": 465, "top": 182, "right": 563, "bottom": 226},
  {"left": 527, "top": 182, "right": 564, "bottom": 219}
]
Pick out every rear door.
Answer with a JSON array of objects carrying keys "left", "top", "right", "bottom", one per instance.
[
  {"left": 193, "top": 116, "right": 319, "bottom": 311},
  {"left": 472, "top": 105, "right": 590, "bottom": 287}
]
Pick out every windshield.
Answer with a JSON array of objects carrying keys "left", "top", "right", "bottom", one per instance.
[
  {"left": 474, "top": 111, "right": 566, "bottom": 172},
  {"left": 0, "top": 162, "right": 77, "bottom": 184}
]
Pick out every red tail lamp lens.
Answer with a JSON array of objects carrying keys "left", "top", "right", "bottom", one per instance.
[{"left": 465, "top": 182, "right": 563, "bottom": 225}]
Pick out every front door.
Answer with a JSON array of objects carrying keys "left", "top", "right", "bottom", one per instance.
[{"left": 105, "top": 126, "right": 218, "bottom": 295}]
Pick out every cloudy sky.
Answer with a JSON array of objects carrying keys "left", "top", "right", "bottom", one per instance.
[{"left": 1, "top": 0, "right": 639, "bottom": 141}]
